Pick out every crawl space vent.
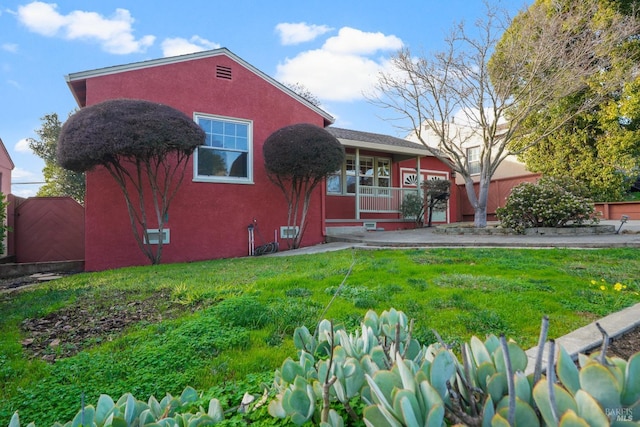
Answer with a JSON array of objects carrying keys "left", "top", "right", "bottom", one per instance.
[{"left": 216, "top": 65, "right": 232, "bottom": 80}]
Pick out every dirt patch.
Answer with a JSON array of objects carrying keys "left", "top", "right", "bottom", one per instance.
[
  {"left": 18, "top": 287, "right": 212, "bottom": 362},
  {"left": 602, "top": 324, "right": 640, "bottom": 360}
]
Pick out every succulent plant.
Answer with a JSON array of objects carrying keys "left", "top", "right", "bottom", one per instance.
[
  {"left": 8, "top": 387, "right": 225, "bottom": 427},
  {"left": 9, "top": 309, "right": 640, "bottom": 427}
]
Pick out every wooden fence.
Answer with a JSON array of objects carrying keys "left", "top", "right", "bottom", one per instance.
[{"left": 8, "top": 196, "right": 84, "bottom": 263}]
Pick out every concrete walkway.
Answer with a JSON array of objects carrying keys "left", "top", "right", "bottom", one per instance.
[
  {"left": 271, "top": 219, "right": 640, "bottom": 367},
  {"left": 270, "top": 220, "right": 640, "bottom": 256}
]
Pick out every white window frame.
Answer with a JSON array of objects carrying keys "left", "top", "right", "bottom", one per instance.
[
  {"left": 328, "top": 155, "right": 392, "bottom": 195},
  {"left": 193, "top": 113, "right": 253, "bottom": 184},
  {"left": 467, "top": 146, "right": 481, "bottom": 176}
]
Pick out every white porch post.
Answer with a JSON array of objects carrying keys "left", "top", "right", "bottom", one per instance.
[
  {"left": 415, "top": 156, "right": 422, "bottom": 198},
  {"left": 355, "top": 149, "right": 360, "bottom": 220}
]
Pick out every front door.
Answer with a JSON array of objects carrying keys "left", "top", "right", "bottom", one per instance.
[{"left": 401, "top": 168, "right": 449, "bottom": 223}]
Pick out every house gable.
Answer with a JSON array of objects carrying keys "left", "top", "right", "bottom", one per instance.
[{"left": 66, "top": 48, "right": 333, "bottom": 126}]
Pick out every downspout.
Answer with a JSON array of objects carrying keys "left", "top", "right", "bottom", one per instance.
[{"left": 355, "top": 149, "right": 360, "bottom": 220}]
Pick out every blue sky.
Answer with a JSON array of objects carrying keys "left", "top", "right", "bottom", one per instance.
[{"left": 0, "top": 0, "right": 527, "bottom": 197}]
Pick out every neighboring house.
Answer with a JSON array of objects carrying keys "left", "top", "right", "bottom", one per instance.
[
  {"left": 65, "top": 48, "right": 457, "bottom": 271},
  {"left": 407, "top": 121, "right": 539, "bottom": 221},
  {"left": 0, "top": 138, "right": 14, "bottom": 196},
  {"left": 0, "top": 138, "right": 14, "bottom": 256}
]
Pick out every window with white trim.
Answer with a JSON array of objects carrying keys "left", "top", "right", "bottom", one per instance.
[
  {"left": 327, "top": 155, "right": 391, "bottom": 195},
  {"left": 194, "top": 114, "right": 252, "bottom": 183},
  {"left": 467, "top": 146, "right": 481, "bottom": 175}
]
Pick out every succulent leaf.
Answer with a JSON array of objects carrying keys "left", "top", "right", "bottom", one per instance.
[
  {"left": 622, "top": 352, "right": 640, "bottom": 406},
  {"left": 494, "top": 342, "right": 528, "bottom": 374},
  {"left": 487, "top": 372, "right": 508, "bottom": 403},
  {"left": 477, "top": 362, "right": 498, "bottom": 391},
  {"left": 362, "top": 405, "right": 403, "bottom": 427},
  {"left": 124, "top": 394, "right": 137, "bottom": 426},
  {"left": 574, "top": 390, "right": 609, "bottom": 427},
  {"left": 179, "top": 387, "right": 198, "bottom": 405},
  {"left": 96, "top": 395, "right": 116, "bottom": 427},
  {"left": 394, "top": 391, "right": 422, "bottom": 426},
  {"left": 429, "top": 349, "right": 455, "bottom": 398},
  {"left": 482, "top": 395, "right": 495, "bottom": 427},
  {"left": 471, "top": 336, "right": 493, "bottom": 366},
  {"left": 533, "top": 379, "right": 579, "bottom": 427},
  {"left": 496, "top": 397, "right": 539, "bottom": 427},
  {"left": 425, "top": 404, "right": 445, "bottom": 427},
  {"left": 8, "top": 412, "right": 19, "bottom": 427},
  {"left": 557, "top": 345, "right": 580, "bottom": 397},
  {"left": 557, "top": 409, "right": 590, "bottom": 427},
  {"left": 490, "top": 413, "right": 511, "bottom": 427},
  {"left": 207, "top": 399, "right": 223, "bottom": 422},
  {"left": 579, "top": 363, "right": 622, "bottom": 412}
]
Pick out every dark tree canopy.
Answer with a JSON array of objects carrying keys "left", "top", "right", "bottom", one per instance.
[
  {"left": 57, "top": 98, "right": 205, "bottom": 265},
  {"left": 263, "top": 123, "right": 345, "bottom": 249},
  {"left": 263, "top": 123, "right": 344, "bottom": 179},
  {"left": 58, "top": 99, "right": 205, "bottom": 172}
]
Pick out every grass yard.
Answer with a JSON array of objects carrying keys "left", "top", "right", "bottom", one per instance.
[{"left": 1, "top": 247, "right": 639, "bottom": 426}]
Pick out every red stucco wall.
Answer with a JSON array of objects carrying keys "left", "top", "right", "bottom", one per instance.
[{"left": 79, "top": 53, "right": 327, "bottom": 270}]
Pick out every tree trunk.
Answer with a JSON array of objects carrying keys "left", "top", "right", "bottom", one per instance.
[
  {"left": 474, "top": 175, "right": 490, "bottom": 228},
  {"left": 463, "top": 176, "right": 489, "bottom": 228}
]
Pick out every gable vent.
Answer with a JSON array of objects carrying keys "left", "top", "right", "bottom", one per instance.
[{"left": 216, "top": 65, "right": 232, "bottom": 80}]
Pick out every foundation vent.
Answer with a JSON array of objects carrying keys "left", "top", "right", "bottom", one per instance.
[
  {"left": 144, "top": 229, "right": 170, "bottom": 245},
  {"left": 363, "top": 222, "right": 377, "bottom": 231}
]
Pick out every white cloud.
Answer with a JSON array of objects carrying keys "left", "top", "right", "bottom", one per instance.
[
  {"left": 7, "top": 80, "right": 22, "bottom": 89},
  {"left": 161, "top": 36, "right": 220, "bottom": 57},
  {"left": 12, "top": 167, "right": 36, "bottom": 179},
  {"left": 1, "top": 43, "right": 18, "bottom": 53},
  {"left": 275, "top": 22, "right": 333, "bottom": 45},
  {"left": 323, "top": 27, "right": 402, "bottom": 55},
  {"left": 276, "top": 27, "right": 403, "bottom": 102},
  {"left": 14, "top": 138, "right": 31, "bottom": 153},
  {"left": 16, "top": 2, "right": 155, "bottom": 54}
]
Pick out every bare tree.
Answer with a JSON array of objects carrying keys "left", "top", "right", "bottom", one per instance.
[
  {"left": 58, "top": 99, "right": 205, "bottom": 265},
  {"left": 372, "top": 0, "right": 639, "bottom": 227},
  {"left": 263, "top": 123, "right": 345, "bottom": 249}
]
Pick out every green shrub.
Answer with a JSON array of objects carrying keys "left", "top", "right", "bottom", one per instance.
[
  {"left": 400, "top": 192, "right": 425, "bottom": 226},
  {"left": 496, "top": 177, "right": 598, "bottom": 233}
]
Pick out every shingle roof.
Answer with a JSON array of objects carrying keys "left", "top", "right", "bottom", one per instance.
[{"left": 327, "top": 127, "right": 426, "bottom": 151}]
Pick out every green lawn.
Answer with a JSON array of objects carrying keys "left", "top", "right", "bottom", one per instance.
[{"left": 1, "top": 248, "right": 639, "bottom": 426}]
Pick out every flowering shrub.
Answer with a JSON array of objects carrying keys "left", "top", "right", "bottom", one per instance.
[{"left": 496, "top": 177, "right": 598, "bottom": 233}]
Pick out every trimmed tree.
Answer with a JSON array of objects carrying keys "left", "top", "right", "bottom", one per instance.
[
  {"left": 57, "top": 99, "right": 205, "bottom": 265},
  {"left": 263, "top": 123, "right": 345, "bottom": 249}
]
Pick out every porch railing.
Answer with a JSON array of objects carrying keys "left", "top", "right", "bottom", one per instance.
[{"left": 359, "top": 186, "right": 421, "bottom": 213}]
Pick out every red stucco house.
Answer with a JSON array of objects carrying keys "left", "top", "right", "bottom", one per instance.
[{"left": 65, "top": 48, "right": 456, "bottom": 271}]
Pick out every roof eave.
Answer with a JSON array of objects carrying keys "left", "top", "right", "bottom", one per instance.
[{"left": 337, "top": 137, "right": 429, "bottom": 157}]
